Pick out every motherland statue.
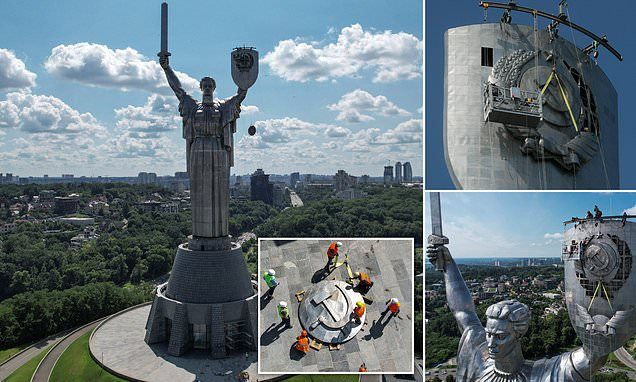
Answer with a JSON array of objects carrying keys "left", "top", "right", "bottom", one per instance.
[
  {"left": 427, "top": 228, "right": 636, "bottom": 379},
  {"left": 144, "top": 2, "right": 260, "bottom": 357}
]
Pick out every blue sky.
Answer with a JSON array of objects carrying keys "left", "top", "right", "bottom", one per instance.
[
  {"left": 0, "top": 0, "right": 422, "bottom": 177},
  {"left": 425, "top": 192, "right": 636, "bottom": 258},
  {"left": 425, "top": 1, "right": 636, "bottom": 189}
]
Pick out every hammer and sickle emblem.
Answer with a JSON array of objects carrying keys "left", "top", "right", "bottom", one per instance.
[{"left": 233, "top": 52, "right": 253, "bottom": 72}]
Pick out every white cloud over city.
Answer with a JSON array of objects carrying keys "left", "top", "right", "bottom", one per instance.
[
  {"left": 328, "top": 89, "right": 410, "bottom": 123},
  {"left": 263, "top": 24, "right": 422, "bottom": 83},
  {"left": 0, "top": 49, "right": 36, "bottom": 90},
  {"left": 44, "top": 43, "right": 199, "bottom": 94}
]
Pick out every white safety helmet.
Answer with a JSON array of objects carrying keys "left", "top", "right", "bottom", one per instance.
[
  {"left": 268, "top": 269, "right": 276, "bottom": 276},
  {"left": 336, "top": 241, "right": 343, "bottom": 247},
  {"left": 390, "top": 298, "right": 399, "bottom": 304},
  {"left": 354, "top": 271, "right": 360, "bottom": 277},
  {"left": 279, "top": 301, "right": 287, "bottom": 308}
]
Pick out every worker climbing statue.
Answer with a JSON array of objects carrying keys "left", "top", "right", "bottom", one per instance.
[{"left": 427, "top": 193, "right": 636, "bottom": 381}]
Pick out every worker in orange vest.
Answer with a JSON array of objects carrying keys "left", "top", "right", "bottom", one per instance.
[
  {"left": 295, "top": 330, "right": 310, "bottom": 354},
  {"left": 353, "top": 301, "right": 365, "bottom": 323},
  {"left": 386, "top": 297, "right": 401, "bottom": 316},
  {"left": 326, "top": 241, "right": 342, "bottom": 270},
  {"left": 352, "top": 271, "right": 374, "bottom": 293},
  {"left": 358, "top": 363, "right": 367, "bottom": 372}
]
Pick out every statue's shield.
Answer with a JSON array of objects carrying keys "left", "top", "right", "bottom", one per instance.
[
  {"left": 562, "top": 219, "right": 636, "bottom": 358},
  {"left": 231, "top": 48, "right": 258, "bottom": 89}
]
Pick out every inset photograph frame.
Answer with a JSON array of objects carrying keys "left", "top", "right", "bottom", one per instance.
[{"left": 257, "top": 238, "right": 414, "bottom": 374}]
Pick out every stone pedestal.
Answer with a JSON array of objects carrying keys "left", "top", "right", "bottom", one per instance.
[{"left": 145, "top": 242, "right": 258, "bottom": 357}]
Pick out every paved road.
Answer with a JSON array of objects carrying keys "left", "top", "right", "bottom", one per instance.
[
  {"left": 0, "top": 332, "right": 70, "bottom": 381},
  {"left": 289, "top": 191, "right": 303, "bottom": 207},
  {"left": 614, "top": 347, "right": 636, "bottom": 372},
  {"left": 31, "top": 321, "right": 101, "bottom": 382}
]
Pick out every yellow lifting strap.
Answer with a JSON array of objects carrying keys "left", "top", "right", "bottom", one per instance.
[
  {"left": 587, "top": 280, "right": 602, "bottom": 311},
  {"left": 540, "top": 69, "right": 579, "bottom": 132},
  {"left": 588, "top": 281, "right": 614, "bottom": 312}
]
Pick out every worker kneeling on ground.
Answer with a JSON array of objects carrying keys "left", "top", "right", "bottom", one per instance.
[
  {"left": 326, "top": 241, "right": 342, "bottom": 270},
  {"left": 278, "top": 301, "right": 292, "bottom": 328},
  {"left": 353, "top": 301, "right": 365, "bottom": 323},
  {"left": 386, "top": 297, "right": 401, "bottom": 316},
  {"left": 352, "top": 271, "right": 373, "bottom": 293},
  {"left": 295, "top": 329, "right": 310, "bottom": 354},
  {"left": 263, "top": 269, "right": 278, "bottom": 299}
]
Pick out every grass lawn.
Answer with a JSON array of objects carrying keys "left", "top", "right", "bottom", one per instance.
[
  {"left": 4, "top": 345, "right": 52, "bottom": 382},
  {"left": 286, "top": 375, "right": 360, "bottom": 382},
  {"left": 49, "top": 331, "right": 125, "bottom": 382},
  {"left": 0, "top": 345, "right": 27, "bottom": 364}
]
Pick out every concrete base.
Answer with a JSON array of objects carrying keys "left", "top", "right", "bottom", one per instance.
[
  {"left": 145, "top": 241, "right": 258, "bottom": 357},
  {"left": 92, "top": 304, "right": 279, "bottom": 382}
]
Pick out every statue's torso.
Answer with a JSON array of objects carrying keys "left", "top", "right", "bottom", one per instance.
[{"left": 190, "top": 104, "right": 222, "bottom": 138}]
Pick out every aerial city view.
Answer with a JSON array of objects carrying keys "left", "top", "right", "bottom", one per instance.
[
  {"left": 5, "top": 0, "right": 636, "bottom": 382},
  {"left": 0, "top": 0, "right": 422, "bottom": 381}
]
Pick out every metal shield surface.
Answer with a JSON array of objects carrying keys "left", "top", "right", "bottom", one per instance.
[
  {"left": 562, "top": 220, "right": 636, "bottom": 357},
  {"left": 231, "top": 48, "right": 258, "bottom": 89}
]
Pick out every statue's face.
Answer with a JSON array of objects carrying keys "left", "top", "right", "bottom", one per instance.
[
  {"left": 200, "top": 79, "right": 216, "bottom": 97},
  {"left": 485, "top": 318, "right": 518, "bottom": 360}
]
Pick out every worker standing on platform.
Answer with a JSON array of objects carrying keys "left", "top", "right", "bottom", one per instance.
[
  {"left": 326, "top": 241, "right": 342, "bottom": 270},
  {"left": 263, "top": 269, "right": 278, "bottom": 299},
  {"left": 278, "top": 301, "right": 292, "bottom": 327},
  {"left": 352, "top": 271, "right": 374, "bottom": 293},
  {"left": 295, "top": 330, "right": 310, "bottom": 354},
  {"left": 353, "top": 301, "right": 365, "bottom": 323},
  {"left": 386, "top": 297, "right": 401, "bottom": 316}
]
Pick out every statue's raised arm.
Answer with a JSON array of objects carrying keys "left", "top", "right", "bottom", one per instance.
[
  {"left": 427, "top": 240, "right": 481, "bottom": 332},
  {"left": 159, "top": 56, "right": 194, "bottom": 104}
]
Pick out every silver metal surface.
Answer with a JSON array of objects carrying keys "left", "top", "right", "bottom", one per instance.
[
  {"left": 298, "top": 280, "right": 365, "bottom": 344},
  {"left": 444, "top": 23, "right": 619, "bottom": 189},
  {"left": 563, "top": 220, "right": 636, "bottom": 358}
]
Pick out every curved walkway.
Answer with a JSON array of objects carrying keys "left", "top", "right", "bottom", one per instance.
[
  {"left": 614, "top": 347, "right": 636, "bottom": 371},
  {"left": 0, "top": 332, "right": 69, "bottom": 381},
  {"left": 30, "top": 319, "right": 103, "bottom": 382}
]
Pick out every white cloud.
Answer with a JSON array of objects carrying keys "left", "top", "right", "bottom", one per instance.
[
  {"left": 44, "top": 43, "right": 199, "bottom": 94},
  {"left": 241, "top": 105, "right": 260, "bottom": 115},
  {"left": 544, "top": 233, "right": 564, "bottom": 239},
  {"left": 328, "top": 89, "right": 410, "bottom": 123},
  {"left": 114, "top": 94, "right": 180, "bottom": 133},
  {"left": 0, "top": 91, "right": 106, "bottom": 136},
  {"left": 263, "top": 24, "right": 422, "bottom": 83},
  {"left": 0, "top": 49, "right": 36, "bottom": 90},
  {"left": 375, "top": 118, "right": 422, "bottom": 144},
  {"left": 325, "top": 125, "right": 351, "bottom": 137}
]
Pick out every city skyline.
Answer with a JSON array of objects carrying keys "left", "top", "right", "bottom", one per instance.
[{"left": 0, "top": 0, "right": 422, "bottom": 178}]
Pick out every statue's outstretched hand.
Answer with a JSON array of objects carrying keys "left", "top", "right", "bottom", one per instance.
[
  {"left": 159, "top": 55, "right": 169, "bottom": 69},
  {"left": 426, "top": 238, "right": 450, "bottom": 272}
]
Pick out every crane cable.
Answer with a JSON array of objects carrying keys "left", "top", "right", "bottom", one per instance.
[{"left": 566, "top": 5, "right": 610, "bottom": 189}]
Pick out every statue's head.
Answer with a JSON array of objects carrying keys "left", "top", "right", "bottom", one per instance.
[
  {"left": 485, "top": 300, "right": 530, "bottom": 360},
  {"left": 200, "top": 77, "right": 216, "bottom": 97}
]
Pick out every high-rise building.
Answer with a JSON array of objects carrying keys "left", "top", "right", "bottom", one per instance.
[
  {"left": 250, "top": 169, "right": 274, "bottom": 205},
  {"left": 383, "top": 166, "right": 393, "bottom": 185},
  {"left": 138, "top": 172, "right": 158, "bottom": 185},
  {"left": 360, "top": 175, "right": 370, "bottom": 184},
  {"left": 403, "top": 162, "right": 413, "bottom": 182},
  {"left": 334, "top": 170, "right": 357, "bottom": 192},
  {"left": 290, "top": 172, "right": 300, "bottom": 188},
  {"left": 395, "top": 162, "right": 402, "bottom": 184}
]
